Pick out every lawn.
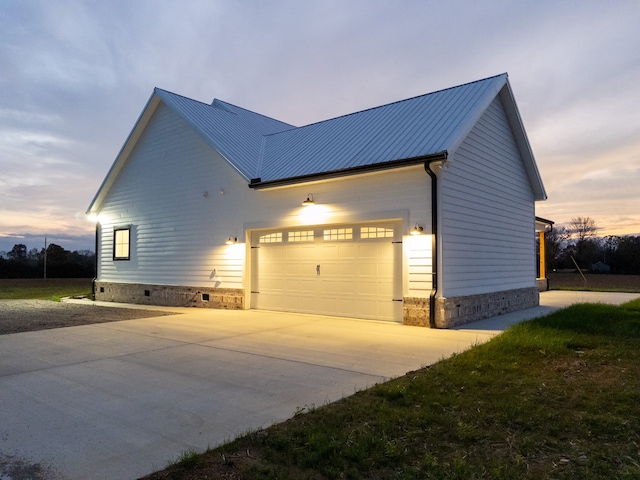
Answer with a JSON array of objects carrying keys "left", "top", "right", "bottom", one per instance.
[
  {"left": 143, "top": 298, "right": 640, "bottom": 479},
  {"left": 0, "top": 278, "right": 93, "bottom": 300}
]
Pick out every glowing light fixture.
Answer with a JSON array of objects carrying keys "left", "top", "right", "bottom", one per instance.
[
  {"left": 225, "top": 236, "right": 238, "bottom": 245},
  {"left": 302, "top": 193, "right": 315, "bottom": 206},
  {"left": 410, "top": 224, "right": 424, "bottom": 235}
]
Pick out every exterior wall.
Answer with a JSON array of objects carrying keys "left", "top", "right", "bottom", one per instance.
[
  {"left": 95, "top": 103, "right": 435, "bottom": 309},
  {"left": 94, "top": 281, "right": 243, "bottom": 309},
  {"left": 439, "top": 95, "right": 537, "bottom": 299}
]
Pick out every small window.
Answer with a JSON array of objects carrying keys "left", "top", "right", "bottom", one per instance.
[
  {"left": 113, "top": 227, "right": 130, "bottom": 260},
  {"left": 288, "top": 230, "right": 314, "bottom": 242},
  {"left": 361, "top": 226, "right": 394, "bottom": 239},
  {"left": 323, "top": 228, "right": 353, "bottom": 241},
  {"left": 259, "top": 232, "right": 282, "bottom": 243}
]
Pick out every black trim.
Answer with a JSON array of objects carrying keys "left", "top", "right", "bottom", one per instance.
[
  {"left": 248, "top": 153, "right": 448, "bottom": 189},
  {"left": 113, "top": 226, "right": 131, "bottom": 261}
]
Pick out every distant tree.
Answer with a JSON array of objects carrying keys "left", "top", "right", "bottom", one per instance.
[
  {"left": 7, "top": 243, "right": 28, "bottom": 261},
  {"left": 570, "top": 217, "right": 598, "bottom": 241},
  {"left": 610, "top": 236, "right": 640, "bottom": 275},
  {"left": 544, "top": 225, "right": 570, "bottom": 270}
]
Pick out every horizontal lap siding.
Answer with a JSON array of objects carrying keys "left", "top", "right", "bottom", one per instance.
[
  {"left": 441, "top": 96, "right": 535, "bottom": 297},
  {"left": 97, "top": 104, "right": 434, "bottom": 291},
  {"left": 98, "top": 103, "right": 246, "bottom": 288}
]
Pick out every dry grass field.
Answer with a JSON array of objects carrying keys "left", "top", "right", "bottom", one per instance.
[
  {"left": 0, "top": 278, "right": 93, "bottom": 300},
  {"left": 548, "top": 273, "right": 640, "bottom": 293}
]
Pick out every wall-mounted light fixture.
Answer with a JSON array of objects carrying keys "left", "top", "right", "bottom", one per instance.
[
  {"left": 302, "top": 193, "right": 315, "bottom": 206},
  {"left": 410, "top": 224, "right": 424, "bottom": 235},
  {"left": 225, "top": 236, "right": 238, "bottom": 245}
]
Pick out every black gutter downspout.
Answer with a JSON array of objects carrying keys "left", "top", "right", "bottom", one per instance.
[
  {"left": 424, "top": 156, "right": 446, "bottom": 328},
  {"left": 92, "top": 222, "right": 99, "bottom": 301}
]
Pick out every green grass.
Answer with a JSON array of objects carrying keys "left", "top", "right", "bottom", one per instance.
[
  {"left": 143, "top": 298, "right": 640, "bottom": 479},
  {"left": 0, "top": 278, "right": 93, "bottom": 300}
]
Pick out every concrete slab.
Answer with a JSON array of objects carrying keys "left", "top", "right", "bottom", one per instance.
[{"left": 1, "top": 290, "right": 637, "bottom": 479}]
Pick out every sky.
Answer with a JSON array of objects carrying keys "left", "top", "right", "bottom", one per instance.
[{"left": 1, "top": 0, "right": 639, "bottom": 253}]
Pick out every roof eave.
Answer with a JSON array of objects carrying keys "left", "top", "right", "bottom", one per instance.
[
  {"left": 499, "top": 80, "right": 548, "bottom": 201},
  {"left": 87, "top": 90, "right": 162, "bottom": 213},
  {"left": 248, "top": 152, "right": 448, "bottom": 189}
]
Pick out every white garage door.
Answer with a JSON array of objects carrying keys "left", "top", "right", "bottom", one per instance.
[{"left": 250, "top": 223, "right": 402, "bottom": 322}]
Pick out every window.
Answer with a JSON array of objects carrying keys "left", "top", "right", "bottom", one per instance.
[
  {"left": 259, "top": 232, "right": 282, "bottom": 243},
  {"left": 113, "top": 227, "right": 130, "bottom": 260},
  {"left": 323, "top": 228, "right": 353, "bottom": 241},
  {"left": 361, "top": 226, "right": 394, "bottom": 239},
  {"left": 288, "top": 230, "right": 314, "bottom": 242}
]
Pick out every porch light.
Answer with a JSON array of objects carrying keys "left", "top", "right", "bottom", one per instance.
[
  {"left": 302, "top": 194, "right": 315, "bottom": 206},
  {"left": 410, "top": 224, "right": 424, "bottom": 235},
  {"left": 225, "top": 236, "right": 237, "bottom": 245}
]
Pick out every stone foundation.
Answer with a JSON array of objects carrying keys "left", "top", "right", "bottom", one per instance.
[
  {"left": 403, "top": 286, "right": 539, "bottom": 329},
  {"left": 434, "top": 287, "right": 539, "bottom": 328},
  {"left": 536, "top": 278, "right": 549, "bottom": 291},
  {"left": 94, "top": 281, "right": 244, "bottom": 310},
  {"left": 402, "top": 297, "right": 431, "bottom": 327}
]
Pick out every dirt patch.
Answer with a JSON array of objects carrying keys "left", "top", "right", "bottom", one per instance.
[{"left": 0, "top": 300, "right": 179, "bottom": 335}]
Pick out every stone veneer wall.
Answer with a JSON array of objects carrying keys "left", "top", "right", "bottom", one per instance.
[
  {"left": 434, "top": 287, "right": 539, "bottom": 328},
  {"left": 403, "top": 286, "right": 539, "bottom": 329},
  {"left": 94, "top": 282, "right": 244, "bottom": 310},
  {"left": 402, "top": 297, "right": 431, "bottom": 327}
]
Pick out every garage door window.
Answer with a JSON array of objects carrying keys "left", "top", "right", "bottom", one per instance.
[
  {"left": 323, "top": 228, "right": 353, "bottom": 241},
  {"left": 361, "top": 226, "right": 394, "bottom": 239},
  {"left": 259, "top": 232, "right": 282, "bottom": 243},
  {"left": 288, "top": 230, "right": 314, "bottom": 242}
]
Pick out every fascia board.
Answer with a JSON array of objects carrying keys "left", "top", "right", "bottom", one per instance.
[
  {"left": 86, "top": 91, "right": 162, "bottom": 213},
  {"left": 499, "top": 80, "right": 548, "bottom": 201}
]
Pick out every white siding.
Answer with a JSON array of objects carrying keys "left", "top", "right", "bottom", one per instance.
[
  {"left": 96, "top": 103, "right": 434, "bottom": 291},
  {"left": 403, "top": 234, "right": 433, "bottom": 297},
  {"left": 440, "top": 95, "right": 535, "bottom": 297}
]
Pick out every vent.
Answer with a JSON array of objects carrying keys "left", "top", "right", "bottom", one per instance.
[
  {"left": 202, "top": 293, "right": 210, "bottom": 301},
  {"left": 144, "top": 290, "right": 150, "bottom": 297}
]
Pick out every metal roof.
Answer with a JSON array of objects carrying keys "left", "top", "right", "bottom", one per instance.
[
  {"left": 259, "top": 74, "right": 507, "bottom": 183},
  {"left": 155, "top": 90, "right": 293, "bottom": 179},
  {"left": 89, "top": 73, "right": 546, "bottom": 212}
]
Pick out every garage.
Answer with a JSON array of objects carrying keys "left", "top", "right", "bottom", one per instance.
[{"left": 250, "top": 222, "right": 402, "bottom": 322}]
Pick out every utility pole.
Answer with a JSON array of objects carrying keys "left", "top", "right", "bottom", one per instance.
[{"left": 44, "top": 236, "right": 47, "bottom": 280}]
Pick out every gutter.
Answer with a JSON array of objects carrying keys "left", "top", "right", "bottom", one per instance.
[
  {"left": 248, "top": 153, "right": 448, "bottom": 189},
  {"left": 424, "top": 155, "right": 447, "bottom": 328}
]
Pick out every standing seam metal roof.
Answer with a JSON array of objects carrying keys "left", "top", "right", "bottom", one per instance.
[{"left": 155, "top": 74, "right": 516, "bottom": 184}]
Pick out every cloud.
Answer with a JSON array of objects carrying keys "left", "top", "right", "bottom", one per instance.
[{"left": 0, "top": 0, "right": 639, "bottom": 250}]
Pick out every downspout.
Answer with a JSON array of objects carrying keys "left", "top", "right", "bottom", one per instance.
[
  {"left": 92, "top": 222, "right": 99, "bottom": 301},
  {"left": 424, "top": 156, "right": 446, "bottom": 328}
]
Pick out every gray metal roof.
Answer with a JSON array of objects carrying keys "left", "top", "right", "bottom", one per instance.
[
  {"left": 155, "top": 89, "right": 293, "bottom": 179},
  {"left": 260, "top": 74, "right": 507, "bottom": 182},
  {"left": 89, "top": 73, "right": 546, "bottom": 212}
]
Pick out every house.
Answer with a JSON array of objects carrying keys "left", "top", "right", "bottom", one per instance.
[{"left": 87, "top": 73, "right": 547, "bottom": 328}]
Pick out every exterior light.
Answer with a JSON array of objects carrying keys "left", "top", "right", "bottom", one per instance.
[
  {"left": 410, "top": 224, "right": 424, "bottom": 235},
  {"left": 302, "top": 194, "right": 315, "bottom": 206},
  {"left": 225, "top": 236, "right": 237, "bottom": 245}
]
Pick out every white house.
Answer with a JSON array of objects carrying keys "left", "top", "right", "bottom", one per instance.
[{"left": 87, "top": 73, "right": 547, "bottom": 328}]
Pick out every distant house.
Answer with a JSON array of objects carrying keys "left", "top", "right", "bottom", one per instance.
[
  {"left": 87, "top": 73, "right": 547, "bottom": 328},
  {"left": 591, "top": 261, "right": 611, "bottom": 273}
]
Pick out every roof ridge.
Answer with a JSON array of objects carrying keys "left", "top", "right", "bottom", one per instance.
[
  {"left": 211, "top": 98, "right": 295, "bottom": 128},
  {"left": 265, "top": 73, "right": 508, "bottom": 136}
]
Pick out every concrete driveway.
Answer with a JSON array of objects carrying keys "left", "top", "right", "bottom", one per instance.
[{"left": 1, "top": 290, "right": 638, "bottom": 479}]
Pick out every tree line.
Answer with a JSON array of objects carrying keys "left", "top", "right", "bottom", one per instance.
[
  {"left": 542, "top": 217, "right": 640, "bottom": 275},
  {"left": 0, "top": 243, "right": 96, "bottom": 278}
]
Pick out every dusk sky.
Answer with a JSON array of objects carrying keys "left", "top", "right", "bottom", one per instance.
[{"left": 1, "top": 0, "right": 639, "bottom": 253}]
